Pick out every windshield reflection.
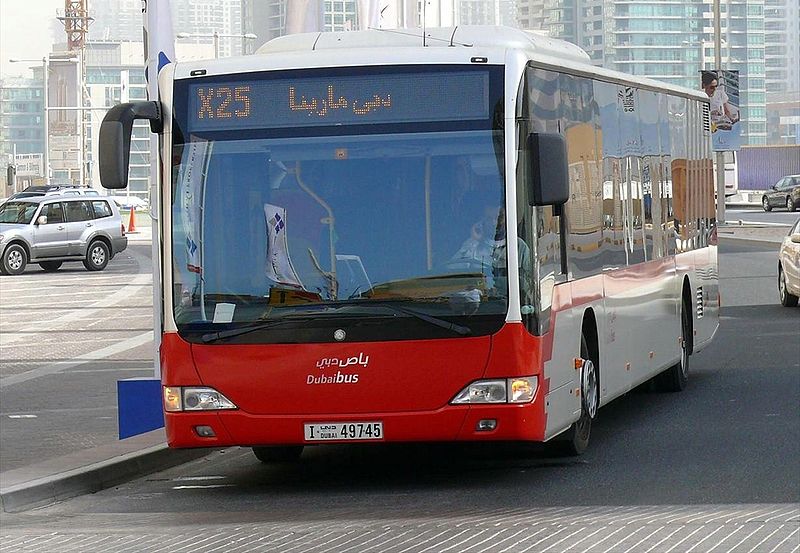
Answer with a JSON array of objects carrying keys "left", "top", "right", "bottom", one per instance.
[
  {"left": 0, "top": 202, "right": 37, "bottom": 225},
  {"left": 171, "top": 130, "right": 507, "bottom": 340}
]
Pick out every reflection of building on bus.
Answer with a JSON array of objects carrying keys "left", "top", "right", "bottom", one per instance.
[{"left": 100, "top": 26, "right": 718, "bottom": 461}]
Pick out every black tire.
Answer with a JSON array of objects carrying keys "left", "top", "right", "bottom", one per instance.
[
  {"left": 554, "top": 334, "right": 598, "bottom": 456},
  {"left": 39, "top": 260, "right": 63, "bottom": 272},
  {"left": 787, "top": 196, "right": 796, "bottom": 213},
  {"left": 779, "top": 266, "right": 799, "bottom": 307},
  {"left": 762, "top": 196, "right": 772, "bottom": 212},
  {"left": 252, "top": 446, "right": 304, "bottom": 464},
  {"left": 656, "top": 299, "right": 692, "bottom": 392},
  {"left": 83, "top": 240, "right": 110, "bottom": 271},
  {"left": 1, "top": 244, "right": 28, "bottom": 275}
]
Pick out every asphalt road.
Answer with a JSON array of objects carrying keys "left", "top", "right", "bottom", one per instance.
[
  {"left": 725, "top": 206, "right": 800, "bottom": 227},
  {"left": 0, "top": 242, "right": 155, "bottom": 472},
  {"left": 0, "top": 238, "right": 798, "bottom": 552}
]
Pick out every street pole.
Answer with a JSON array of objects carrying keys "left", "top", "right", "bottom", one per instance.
[
  {"left": 12, "top": 143, "right": 18, "bottom": 193},
  {"left": 42, "top": 56, "right": 50, "bottom": 185},
  {"left": 213, "top": 31, "right": 219, "bottom": 59},
  {"left": 77, "top": 54, "right": 85, "bottom": 186},
  {"left": 713, "top": 0, "right": 725, "bottom": 224}
]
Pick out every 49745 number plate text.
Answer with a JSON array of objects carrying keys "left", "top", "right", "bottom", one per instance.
[{"left": 304, "top": 422, "right": 383, "bottom": 441}]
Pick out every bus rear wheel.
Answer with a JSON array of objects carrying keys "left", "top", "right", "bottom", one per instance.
[
  {"left": 252, "top": 445, "right": 304, "bottom": 464},
  {"left": 555, "top": 335, "right": 598, "bottom": 456},
  {"left": 655, "top": 300, "right": 691, "bottom": 392}
]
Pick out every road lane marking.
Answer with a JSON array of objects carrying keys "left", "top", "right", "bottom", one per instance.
[
  {"left": 0, "top": 249, "right": 151, "bottom": 346},
  {"left": 0, "top": 330, "right": 153, "bottom": 387}
]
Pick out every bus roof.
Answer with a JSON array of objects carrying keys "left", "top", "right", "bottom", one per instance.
[
  {"left": 257, "top": 25, "right": 592, "bottom": 64},
  {"left": 176, "top": 26, "right": 706, "bottom": 102}
]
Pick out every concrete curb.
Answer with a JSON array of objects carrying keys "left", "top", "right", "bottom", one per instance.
[{"left": 1, "top": 436, "right": 214, "bottom": 513}]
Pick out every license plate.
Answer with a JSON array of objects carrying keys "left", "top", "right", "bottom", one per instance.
[{"left": 304, "top": 422, "right": 383, "bottom": 441}]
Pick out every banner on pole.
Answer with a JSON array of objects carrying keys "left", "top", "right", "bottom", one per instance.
[{"left": 701, "top": 69, "right": 741, "bottom": 151}]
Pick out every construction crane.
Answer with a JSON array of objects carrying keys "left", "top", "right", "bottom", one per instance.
[{"left": 58, "top": 0, "right": 93, "bottom": 51}]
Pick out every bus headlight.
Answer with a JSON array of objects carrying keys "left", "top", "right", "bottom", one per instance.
[
  {"left": 451, "top": 377, "right": 537, "bottom": 405},
  {"left": 163, "top": 386, "right": 237, "bottom": 412}
]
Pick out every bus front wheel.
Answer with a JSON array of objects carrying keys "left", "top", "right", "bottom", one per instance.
[
  {"left": 555, "top": 335, "right": 598, "bottom": 456},
  {"left": 252, "top": 445, "right": 304, "bottom": 464}
]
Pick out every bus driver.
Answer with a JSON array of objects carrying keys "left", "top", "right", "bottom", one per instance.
[{"left": 448, "top": 205, "right": 531, "bottom": 295}]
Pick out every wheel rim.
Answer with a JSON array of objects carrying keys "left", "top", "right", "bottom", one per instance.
[
  {"left": 680, "top": 308, "right": 690, "bottom": 378},
  {"left": 91, "top": 246, "right": 106, "bottom": 266},
  {"left": 763, "top": 198, "right": 769, "bottom": 208},
  {"left": 582, "top": 359, "right": 598, "bottom": 419},
  {"left": 780, "top": 270, "right": 787, "bottom": 301},
  {"left": 7, "top": 250, "right": 22, "bottom": 271},
  {"left": 788, "top": 198, "right": 793, "bottom": 210}
]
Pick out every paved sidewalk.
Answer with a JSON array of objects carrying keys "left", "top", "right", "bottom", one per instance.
[
  {"left": 717, "top": 221, "right": 790, "bottom": 244},
  {"left": 0, "top": 222, "right": 788, "bottom": 514},
  {"left": 0, "top": 430, "right": 210, "bottom": 513}
]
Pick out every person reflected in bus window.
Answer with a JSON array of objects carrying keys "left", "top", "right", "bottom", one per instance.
[{"left": 448, "top": 205, "right": 531, "bottom": 296}]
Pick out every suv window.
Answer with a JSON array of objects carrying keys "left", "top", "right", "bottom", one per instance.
[
  {"left": 42, "top": 203, "right": 65, "bottom": 224},
  {"left": 0, "top": 201, "right": 37, "bottom": 224},
  {"left": 64, "top": 200, "right": 93, "bottom": 222},
  {"left": 91, "top": 200, "right": 113, "bottom": 219}
]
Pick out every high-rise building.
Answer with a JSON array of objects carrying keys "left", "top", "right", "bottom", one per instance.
[
  {"left": 0, "top": 73, "right": 45, "bottom": 160},
  {"left": 765, "top": 0, "right": 800, "bottom": 94},
  {"left": 520, "top": 0, "right": 769, "bottom": 146},
  {"left": 0, "top": 73, "right": 45, "bottom": 188},
  {"left": 88, "top": 0, "right": 142, "bottom": 42},
  {"left": 90, "top": 0, "right": 245, "bottom": 57},
  {"left": 458, "top": 0, "right": 517, "bottom": 26}
]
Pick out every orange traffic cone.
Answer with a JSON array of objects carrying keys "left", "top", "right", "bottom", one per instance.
[{"left": 127, "top": 208, "right": 137, "bottom": 233}]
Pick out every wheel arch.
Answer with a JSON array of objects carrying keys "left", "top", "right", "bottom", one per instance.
[
  {"left": 3, "top": 239, "right": 31, "bottom": 260},
  {"left": 87, "top": 234, "right": 113, "bottom": 254}
]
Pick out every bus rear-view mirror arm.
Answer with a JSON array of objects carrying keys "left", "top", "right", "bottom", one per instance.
[
  {"left": 527, "top": 132, "right": 569, "bottom": 207},
  {"left": 99, "top": 101, "right": 163, "bottom": 190}
]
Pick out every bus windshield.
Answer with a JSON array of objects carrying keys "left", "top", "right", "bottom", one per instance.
[{"left": 170, "top": 66, "right": 507, "bottom": 343}]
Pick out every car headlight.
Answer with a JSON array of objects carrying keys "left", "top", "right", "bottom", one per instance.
[
  {"left": 451, "top": 377, "right": 537, "bottom": 404},
  {"left": 163, "top": 386, "right": 237, "bottom": 412}
]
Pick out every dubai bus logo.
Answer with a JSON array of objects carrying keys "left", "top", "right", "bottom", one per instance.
[{"left": 307, "top": 353, "right": 369, "bottom": 385}]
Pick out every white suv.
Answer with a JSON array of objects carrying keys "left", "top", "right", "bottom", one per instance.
[{"left": 0, "top": 195, "right": 128, "bottom": 275}]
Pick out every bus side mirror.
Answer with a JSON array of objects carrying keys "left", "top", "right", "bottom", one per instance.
[
  {"left": 99, "top": 101, "right": 162, "bottom": 190},
  {"left": 527, "top": 132, "right": 569, "bottom": 207}
]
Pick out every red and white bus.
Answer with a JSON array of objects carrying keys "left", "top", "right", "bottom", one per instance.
[{"left": 100, "top": 26, "right": 718, "bottom": 461}]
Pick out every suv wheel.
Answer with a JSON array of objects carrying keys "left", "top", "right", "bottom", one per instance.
[
  {"left": 787, "top": 196, "right": 796, "bottom": 212},
  {"left": 1, "top": 244, "right": 28, "bottom": 275},
  {"left": 39, "top": 261, "right": 63, "bottom": 272},
  {"left": 762, "top": 196, "right": 772, "bottom": 212},
  {"left": 83, "top": 240, "right": 110, "bottom": 271}
]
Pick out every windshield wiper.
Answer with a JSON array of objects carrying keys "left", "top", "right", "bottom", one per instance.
[
  {"left": 200, "top": 318, "right": 295, "bottom": 343},
  {"left": 331, "top": 300, "right": 471, "bottom": 336},
  {"left": 200, "top": 301, "right": 471, "bottom": 343}
]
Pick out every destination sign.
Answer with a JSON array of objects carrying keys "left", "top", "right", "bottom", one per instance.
[{"left": 186, "top": 70, "right": 491, "bottom": 132}]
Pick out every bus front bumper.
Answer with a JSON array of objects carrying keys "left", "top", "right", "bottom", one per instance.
[{"left": 165, "top": 402, "right": 547, "bottom": 448}]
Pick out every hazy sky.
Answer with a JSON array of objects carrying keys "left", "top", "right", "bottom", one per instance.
[{"left": 0, "top": 0, "right": 63, "bottom": 79}]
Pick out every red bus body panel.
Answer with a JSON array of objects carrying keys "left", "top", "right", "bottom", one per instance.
[{"left": 161, "top": 324, "right": 550, "bottom": 448}]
